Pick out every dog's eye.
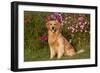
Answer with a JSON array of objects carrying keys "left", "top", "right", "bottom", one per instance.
[
  {"left": 54, "top": 24, "right": 56, "bottom": 25},
  {"left": 50, "top": 24, "right": 52, "bottom": 25}
]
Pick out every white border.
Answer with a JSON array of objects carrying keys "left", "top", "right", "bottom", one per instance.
[{"left": 18, "top": 5, "right": 96, "bottom": 68}]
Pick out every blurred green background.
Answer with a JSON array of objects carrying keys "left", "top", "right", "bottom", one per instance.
[{"left": 24, "top": 11, "right": 90, "bottom": 62}]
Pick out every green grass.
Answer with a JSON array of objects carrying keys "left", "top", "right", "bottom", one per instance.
[{"left": 24, "top": 11, "right": 90, "bottom": 62}]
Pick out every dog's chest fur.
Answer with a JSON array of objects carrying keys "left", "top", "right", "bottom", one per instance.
[{"left": 48, "top": 31, "right": 61, "bottom": 48}]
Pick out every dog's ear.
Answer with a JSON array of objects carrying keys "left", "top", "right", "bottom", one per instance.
[
  {"left": 46, "top": 22, "right": 50, "bottom": 30},
  {"left": 56, "top": 21, "right": 61, "bottom": 30}
]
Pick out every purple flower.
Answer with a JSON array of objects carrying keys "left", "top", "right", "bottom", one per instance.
[{"left": 53, "top": 13, "right": 63, "bottom": 24}]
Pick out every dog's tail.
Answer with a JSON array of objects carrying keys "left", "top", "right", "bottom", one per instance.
[{"left": 76, "top": 49, "right": 84, "bottom": 54}]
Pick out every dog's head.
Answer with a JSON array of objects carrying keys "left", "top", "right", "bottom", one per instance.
[
  {"left": 46, "top": 20, "right": 61, "bottom": 33},
  {"left": 45, "top": 13, "right": 63, "bottom": 33}
]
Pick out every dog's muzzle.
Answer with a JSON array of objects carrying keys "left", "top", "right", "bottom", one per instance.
[
  {"left": 52, "top": 27, "right": 55, "bottom": 30},
  {"left": 52, "top": 27, "right": 56, "bottom": 32}
]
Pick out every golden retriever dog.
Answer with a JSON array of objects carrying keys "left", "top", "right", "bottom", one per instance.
[{"left": 46, "top": 19, "right": 84, "bottom": 59}]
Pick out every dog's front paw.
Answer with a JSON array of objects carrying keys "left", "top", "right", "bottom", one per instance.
[
  {"left": 57, "top": 54, "right": 62, "bottom": 59},
  {"left": 50, "top": 57, "right": 53, "bottom": 59},
  {"left": 57, "top": 56, "right": 61, "bottom": 59}
]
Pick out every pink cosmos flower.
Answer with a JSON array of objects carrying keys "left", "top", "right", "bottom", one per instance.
[
  {"left": 65, "top": 17, "right": 68, "bottom": 20},
  {"left": 75, "top": 29, "right": 78, "bottom": 32},
  {"left": 79, "top": 22, "right": 82, "bottom": 25},
  {"left": 75, "top": 25, "right": 78, "bottom": 28},
  {"left": 84, "top": 21, "right": 87, "bottom": 25},
  {"left": 68, "top": 16, "right": 71, "bottom": 19},
  {"left": 71, "top": 27, "right": 75, "bottom": 33},
  {"left": 68, "top": 21, "right": 71, "bottom": 24},
  {"left": 80, "top": 25, "right": 84, "bottom": 29},
  {"left": 80, "top": 30, "right": 83, "bottom": 32},
  {"left": 67, "top": 27, "right": 70, "bottom": 29},
  {"left": 85, "top": 30, "right": 87, "bottom": 32}
]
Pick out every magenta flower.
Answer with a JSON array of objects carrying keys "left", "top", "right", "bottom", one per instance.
[
  {"left": 53, "top": 13, "right": 63, "bottom": 24},
  {"left": 39, "top": 36, "right": 48, "bottom": 41},
  {"left": 79, "top": 22, "right": 82, "bottom": 25},
  {"left": 24, "top": 16, "right": 32, "bottom": 26},
  {"left": 45, "top": 13, "right": 63, "bottom": 25},
  {"left": 78, "top": 16, "right": 85, "bottom": 22},
  {"left": 24, "top": 18, "right": 31, "bottom": 26},
  {"left": 45, "top": 16, "right": 50, "bottom": 22},
  {"left": 47, "top": 16, "right": 50, "bottom": 20}
]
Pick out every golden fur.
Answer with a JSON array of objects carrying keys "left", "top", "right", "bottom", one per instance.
[{"left": 46, "top": 20, "right": 82, "bottom": 59}]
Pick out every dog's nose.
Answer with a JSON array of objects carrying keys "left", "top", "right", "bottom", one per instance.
[{"left": 52, "top": 27, "right": 55, "bottom": 30}]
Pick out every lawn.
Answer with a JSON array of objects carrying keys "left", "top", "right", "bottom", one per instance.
[{"left": 24, "top": 11, "right": 90, "bottom": 62}]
